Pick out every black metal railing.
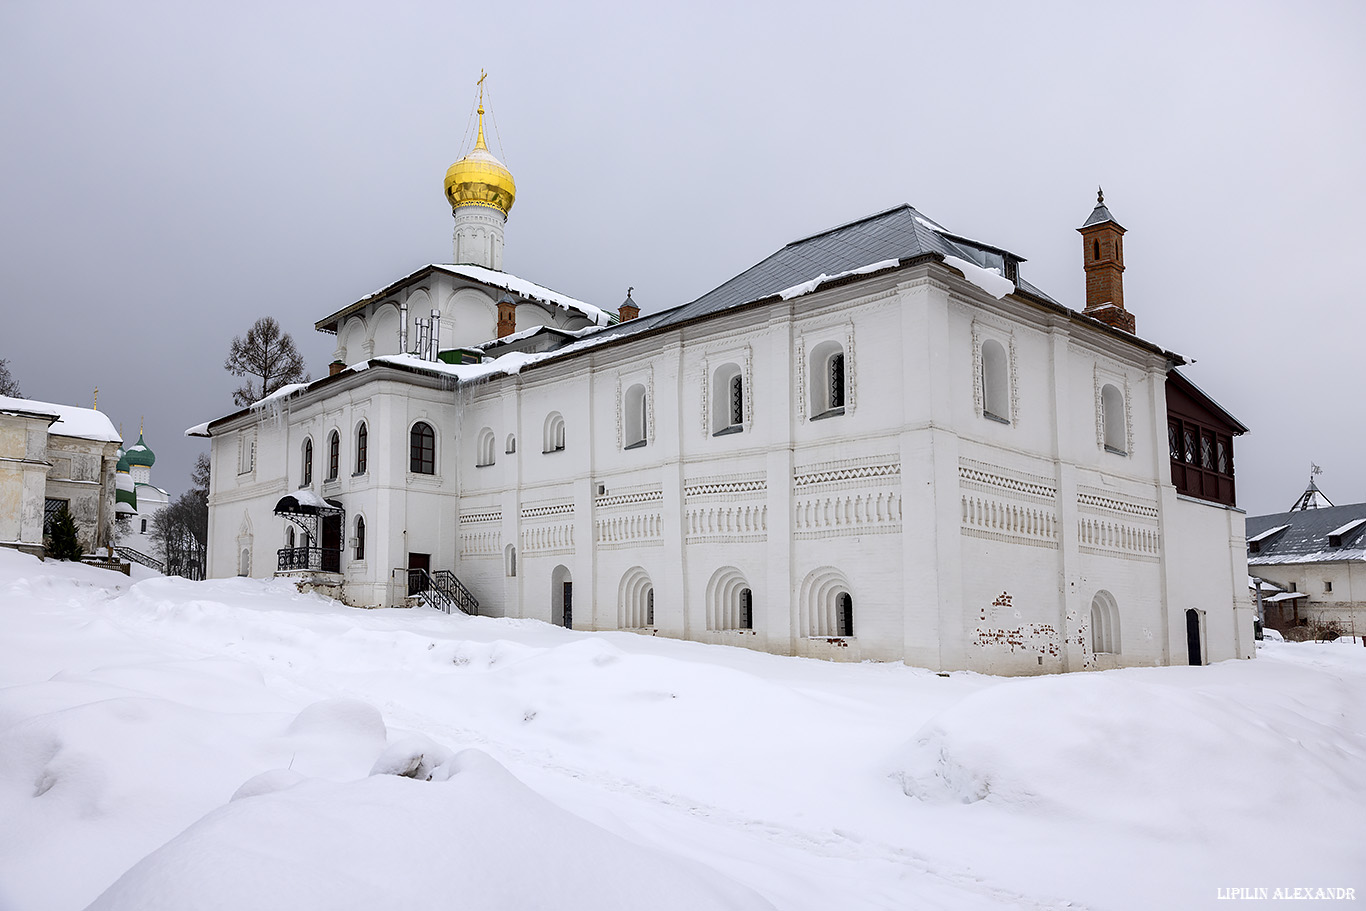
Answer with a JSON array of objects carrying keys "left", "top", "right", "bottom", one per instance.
[
  {"left": 407, "top": 567, "right": 479, "bottom": 616},
  {"left": 116, "top": 546, "right": 165, "bottom": 574},
  {"left": 277, "top": 546, "right": 341, "bottom": 573}
]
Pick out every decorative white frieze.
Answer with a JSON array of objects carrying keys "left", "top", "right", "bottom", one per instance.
[
  {"left": 794, "top": 489, "right": 900, "bottom": 539},
  {"left": 958, "top": 458, "right": 1057, "bottom": 502},
  {"left": 595, "top": 484, "right": 664, "bottom": 549},
  {"left": 1077, "top": 517, "right": 1160, "bottom": 562},
  {"left": 687, "top": 502, "right": 767, "bottom": 543},
  {"left": 1076, "top": 486, "right": 1159, "bottom": 520},
  {"left": 521, "top": 522, "right": 574, "bottom": 555},
  {"left": 958, "top": 458, "right": 1059, "bottom": 550},
  {"left": 521, "top": 501, "right": 574, "bottom": 520},
  {"left": 794, "top": 457, "right": 900, "bottom": 492}
]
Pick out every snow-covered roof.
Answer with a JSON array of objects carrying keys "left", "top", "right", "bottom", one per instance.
[
  {"left": 436, "top": 265, "right": 611, "bottom": 327},
  {"left": 941, "top": 255, "right": 1015, "bottom": 300},
  {"left": 1266, "top": 591, "right": 1309, "bottom": 602},
  {"left": 777, "top": 259, "right": 901, "bottom": 300},
  {"left": 1327, "top": 518, "right": 1366, "bottom": 540},
  {"left": 1247, "top": 525, "right": 1289, "bottom": 545},
  {"left": 1248, "top": 575, "right": 1285, "bottom": 593},
  {"left": 316, "top": 264, "right": 611, "bottom": 334},
  {"left": 1246, "top": 503, "right": 1366, "bottom": 566},
  {"left": 249, "top": 383, "right": 310, "bottom": 411},
  {"left": 0, "top": 395, "right": 120, "bottom": 443}
]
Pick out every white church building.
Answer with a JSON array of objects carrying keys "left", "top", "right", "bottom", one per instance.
[{"left": 193, "top": 95, "right": 1255, "bottom": 674}]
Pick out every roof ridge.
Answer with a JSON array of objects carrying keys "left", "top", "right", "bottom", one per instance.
[{"left": 784, "top": 203, "right": 915, "bottom": 247}]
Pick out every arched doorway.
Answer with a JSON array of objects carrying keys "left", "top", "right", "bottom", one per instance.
[
  {"left": 551, "top": 565, "right": 573, "bottom": 628},
  {"left": 1186, "top": 609, "right": 1203, "bottom": 666}
]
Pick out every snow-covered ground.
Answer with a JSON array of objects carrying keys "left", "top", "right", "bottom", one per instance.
[{"left": 1, "top": 550, "right": 1362, "bottom": 910}]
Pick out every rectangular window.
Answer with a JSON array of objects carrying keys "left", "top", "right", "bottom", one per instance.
[
  {"left": 1325, "top": 580, "right": 1333, "bottom": 593},
  {"left": 1168, "top": 421, "right": 1181, "bottom": 462},
  {"left": 238, "top": 435, "right": 255, "bottom": 474},
  {"left": 1216, "top": 438, "right": 1228, "bottom": 475},
  {"left": 1200, "top": 432, "right": 1214, "bottom": 470},
  {"left": 43, "top": 498, "right": 67, "bottom": 535},
  {"left": 1183, "top": 428, "right": 1196, "bottom": 464}
]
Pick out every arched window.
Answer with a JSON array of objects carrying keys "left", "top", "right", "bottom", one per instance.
[
  {"left": 286, "top": 526, "right": 295, "bottom": 548},
  {"left": 809, "top": 341, "right": 846, "bottom": 419},
  {"left": 238, "top": 548, "right": 251, "bottom": 577},
  {"left": 618, "top": 567, "right": 654, "bottom": 628},
  {"left": 327, "top": 431, "right": 340, "bottom": 481},
  {"left": 1092, "top": 239, "right": 1100, "bottom": 260},
  {"left": 800, "top": 567, "right": 854, "bottom": 637},
  {"left": 712, "top": 363, "right": 744, "bottom": 435},
  {"left": 624, "top": 383, "right": 648, "bottom": 449},
  {"left": 140, "top": 518, "right": 148, "bottom": 534},
  {"left": 706, "top": 567, "right": 754, "bottom": 631},
  {"left": 836, "top": 592, "right": 854, "bottom": 637},
  {"left": 981, "top": 339, "right": 1009, "bottom": 423},
  {"left": 543, "top": 412, "right": 565, "bottom": 453},
  {"left": 355, "top": 422, "right": 368, "bottom": 475},
  {"left": 476, "top": 427, "right": 495, "bottom": 467},
  {"left": 410, "top": 422, "right": 436, "bottom": 474},
  {"left": 1090, "top": 591, "right": 1120, "bottom": 654},
  {"left": 302, "top": 438, "right": 313, "bottom": 486},
  {"left": 354, "top": 516, "right": 365, "bottom": 561},
  {"left": 505, "top": 434, "right": 516, "bottom": 454},
  {"left": 1101, "top": 384, "right": 1126, "bottom": 454},
  {"left": 551, "top": 564, "right": 572, "bottom": 627},
  {"left": 505, "top": 544, "right": 517, "bottom": 577}
]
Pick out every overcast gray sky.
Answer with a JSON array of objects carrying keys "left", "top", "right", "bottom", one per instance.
[{"left": 2, "top": 0, "right": 1362, "bottom": 517}]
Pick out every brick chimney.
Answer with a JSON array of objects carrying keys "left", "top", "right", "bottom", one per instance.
[
  {"left": 619, "top": 287, "right": 639, "bottom": 322},
  {"left": 496, "top": 293, "right": 516, "bottom": 338},
  {"left": 329, "top": 360, "right": 345, "bottom": 377},
  {"left": 1077, "top": 188, "right": 1134, "bottom": 334}
]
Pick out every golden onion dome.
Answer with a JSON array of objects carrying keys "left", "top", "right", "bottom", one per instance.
[{"left": 444, "top": 105, "right": 516, "bottom": 216}]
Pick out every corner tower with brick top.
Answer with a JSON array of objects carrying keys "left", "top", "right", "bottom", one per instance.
[{"left": 1077, "top": 189, "right": 1133, "bottom": 333}]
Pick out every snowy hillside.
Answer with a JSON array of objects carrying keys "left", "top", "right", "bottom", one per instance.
[{"left": 1, "top": 550, "right": 1362, "bottom": 910}]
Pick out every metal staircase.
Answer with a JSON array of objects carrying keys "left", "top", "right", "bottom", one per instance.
[
  {"left": 116, "top": 546, "right": 165, "bottom": 574},
  {"left": 407, "top": 568, "right": 479, "bottom": 616}
]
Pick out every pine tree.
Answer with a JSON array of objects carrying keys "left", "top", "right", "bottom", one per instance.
[
  {"left": 0, "top": 358, "right": 20, "bottom": 397},
  {"left": 224, "top": 317, "right": 310, "bottom": 407},
  {"left": 47, "top": 504, "right": 83, "bottom": 561}
]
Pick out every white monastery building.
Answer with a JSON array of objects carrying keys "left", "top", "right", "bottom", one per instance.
[{"left": 193, "top": 92, "right": 1255, "bottom": 674}]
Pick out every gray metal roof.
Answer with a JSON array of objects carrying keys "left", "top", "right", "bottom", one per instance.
[
  {"left": 520, "top": 204, "right": 1062, "bottom": 356},
  {"left": 1246, "top": 502, "right": 1366, "bottom": 565},
  {"left": 1080, "top": 202, "right": 1123, "bottom": 230}
]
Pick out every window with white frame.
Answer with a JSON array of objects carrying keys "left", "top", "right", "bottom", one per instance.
[
  {"left": 543, "top": 412, "right": 565, "bottom": 453},
  {"left": 1090, "top": 590, "right": 1120, "bottom": 654},
  {"left": 238, "top": 432, "right": 255, "bottom": 474},
  {"left": 623, "top": 383, "right": 648, "bottom": 449},
  {"left": 354, "top": 422, "right": 368, "bottom": 475},
  {"left": 476, "top": 427, "right": 495, "bottom": 467},
  {"left": 505, "top": 433, "right": 516, "bottom": 454},
  {"left": 1101, "top": 384, "right": 1126, "bottom": 454},
  {"left": 410, "top": 422, "right": 436, "bottom": 474},
  {"left": 301, "top": 437, "right": 313, "bottom": 486},
  {"left": 809, "top": 340, "right": 846, "bottom": 420},
  {"left": 327, "top": 430, "right": 340, "bottom": 481},
  {"left": 712, "top": 363, "right": 744, "bottom": 435},
  {"left": 981, "top": 339, "right": 1010, "bottom": 423}
]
